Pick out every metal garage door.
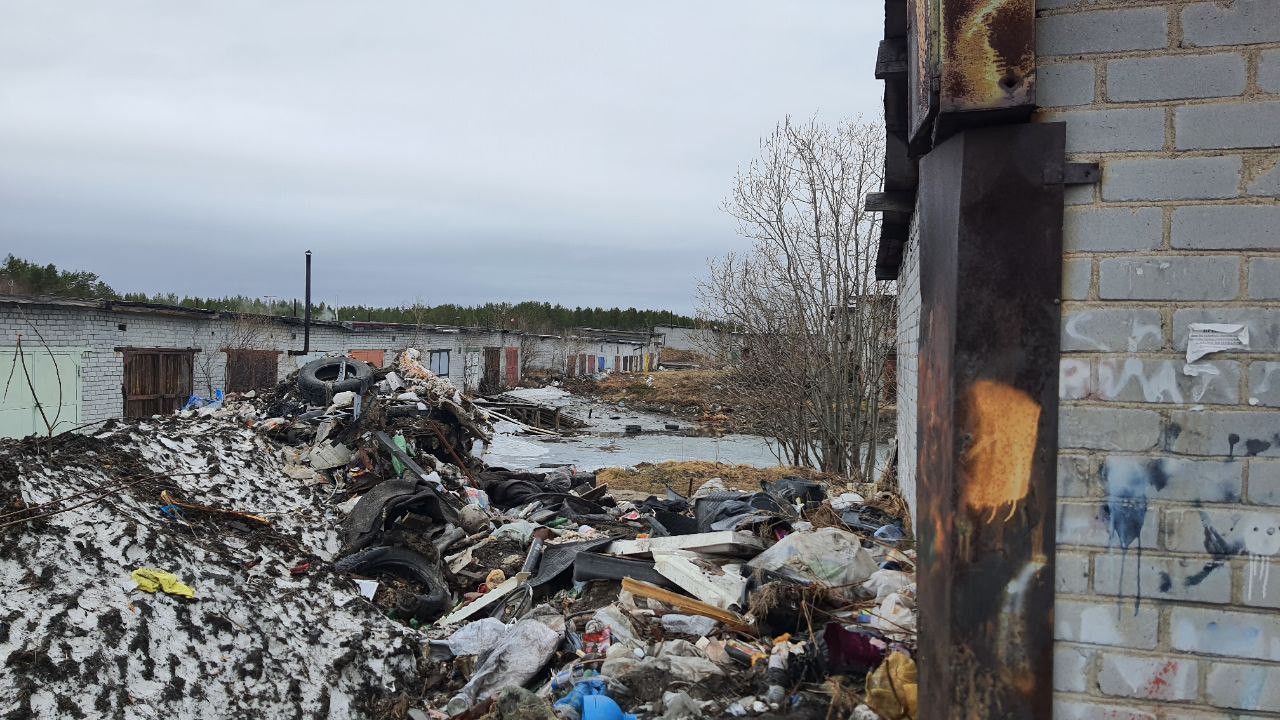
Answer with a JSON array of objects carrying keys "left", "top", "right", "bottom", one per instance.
[{"left": 0, "top": 349, "right": 82, "bottom": 438}]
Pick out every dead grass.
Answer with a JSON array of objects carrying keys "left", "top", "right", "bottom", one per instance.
[
  {"left": 656, "top": 348, "right": 708, "bottom": 364},
  {"left": 595, "top": 460, "right": 841, "bottom": 496},
  {"left": 579, "top": 369, "right": 728, "bottom": 407},
  {"left": 564, "top": 369, "right": 763, "bottom": 431}
]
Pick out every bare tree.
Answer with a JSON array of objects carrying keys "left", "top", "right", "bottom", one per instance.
[
  {"left": 699, "top": 117, "right": 893, "bottom": 478},
  {"left": 517, "top": 333, "right": 541, "bottom": 379},
  {"left": 3, "top": 306, "right": 69, "bottom": 440},
  {"left": 194, "top": 313, "right": 274, "bottom": 396}
]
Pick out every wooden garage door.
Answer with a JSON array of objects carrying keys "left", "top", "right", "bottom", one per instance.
[
  {"left": 122, "top": 349, "right": 194, "bottom": 418},
  {"left": 504, "top": 347, "right": 519, "bottom": 388},
  {"left": 483, "top": 347, "right": 502, "bottom": 391},
  {"left": 225, "top": 349, "right": 280, "bottom": 393}
]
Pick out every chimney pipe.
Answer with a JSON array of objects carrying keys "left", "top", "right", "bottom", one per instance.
[{"left": 303, "top": 250, "right": 312, "bottom": 355}]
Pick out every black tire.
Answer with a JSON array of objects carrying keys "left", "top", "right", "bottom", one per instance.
[
  {"left": 334, "top": 545, "right": 452, "bottom": 620},
  {"left": 298, "top": 356, "right": 374, "bottom": 404}
]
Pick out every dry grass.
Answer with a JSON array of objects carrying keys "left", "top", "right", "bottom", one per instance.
[
  {"left": 656, "top": 348, "right": 708, "bottom": 364},
  {"left": 564, "top": 369, "right": 770, "bottom": 433},
  {"left": 579, "top": 369, "right": 727, "bottom": 408},
  {"left": 595, "top": 460, "right": 842, "bottom": 496}
]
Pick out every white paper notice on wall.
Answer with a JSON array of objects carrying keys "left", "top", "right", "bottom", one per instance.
[{"left": 1186, "top": 323, "right": 1249, "bottom": 364}]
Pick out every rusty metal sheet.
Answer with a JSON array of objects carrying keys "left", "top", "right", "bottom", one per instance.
[
  {"left": 907, "top": 0, "right": 937, "bottom": 144},
  {"left": 939, "top": 0, "right": 1036, "bottom": 113},
  {"left": 914, "top": 122, "right": 1064, "bottom": 719}
]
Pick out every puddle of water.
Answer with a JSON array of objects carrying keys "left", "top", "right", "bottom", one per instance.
[
  {"left": 482, "top": 430, "right": 780, "bottom": 471},
  {"left": 482, "top": 387, "right": 892, "bottom": 473}
]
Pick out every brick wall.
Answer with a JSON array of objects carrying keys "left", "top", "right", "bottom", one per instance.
[
  {"left": 0, "top": 302, "right": 509, "bottom": 430},
  {"left": 897, "top": 215, "right": 921, "bottom": 530},
  {"left": 1036, "top": 0, "right": 1280, "bottom": 716}
]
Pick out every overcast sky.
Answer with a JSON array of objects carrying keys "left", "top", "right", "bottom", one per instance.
[{"left": 0, "top": 1, "right": 883, "bottom": 314}]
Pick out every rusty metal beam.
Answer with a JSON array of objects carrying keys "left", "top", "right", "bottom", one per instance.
[{"left": 915, "top": 122, "right": 1063, "bottom": 719}]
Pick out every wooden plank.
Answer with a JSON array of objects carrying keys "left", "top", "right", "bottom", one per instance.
[
  {"left": 621, "top": 578, "right": 754, "bottom": 634},
  {"left": 875, "top": 38, "right": 908, "bottom": 79},
  {"left": 865, "top": 191, "right": 916, "bottom": 213}
]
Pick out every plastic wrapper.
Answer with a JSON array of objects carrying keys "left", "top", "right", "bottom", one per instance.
[{"left": 747, "top": 527, "right": 877, "bottom": 587}]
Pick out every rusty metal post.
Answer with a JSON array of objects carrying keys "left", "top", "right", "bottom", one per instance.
[{"left": 915, "top": 122, "right": 1064, "bottom": 719}]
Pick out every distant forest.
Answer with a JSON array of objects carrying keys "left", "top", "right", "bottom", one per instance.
[{"left": 0, "top": 254, "right": 697, "bottom": 332}]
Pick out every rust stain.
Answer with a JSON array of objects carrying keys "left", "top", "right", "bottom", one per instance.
[
  {"left": 941, "top": 0, "right": 1034, "bottom": 110},
  {"left": 960, "top": 380, "right": 1040, "bottom": 521}
]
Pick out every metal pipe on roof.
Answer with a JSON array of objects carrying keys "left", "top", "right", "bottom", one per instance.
[{"left": 303, "top": 250, "right": 312, "bottom": 355}]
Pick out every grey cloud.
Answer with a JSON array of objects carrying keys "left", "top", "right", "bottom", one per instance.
[{"left": 0, "top": 0, "right": 883, "bottom": 313}]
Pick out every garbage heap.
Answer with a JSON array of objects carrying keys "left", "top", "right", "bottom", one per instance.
[
  {"left": 420, "top": 474, "right": 919, "bottom": 720},
  {"left": 0, "top": 347, "right": 918, "bottom": 720}
]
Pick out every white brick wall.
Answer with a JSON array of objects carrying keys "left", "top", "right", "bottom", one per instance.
[
  {"left": 0, "top": 302, "right": 516, "bottom": 428},
  {"left": 1035, "top": 1, "right": 1280, "bottom": 715},
  {"left": 896, "top": 214, "right": 921, "bottom": 531}
]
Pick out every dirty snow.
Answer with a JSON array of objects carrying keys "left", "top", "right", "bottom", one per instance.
[{"left": 0, "top": 417, "right": 424, "bottom": 719}]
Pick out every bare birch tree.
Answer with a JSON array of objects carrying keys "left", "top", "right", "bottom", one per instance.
[{"left": 699, "top": 117, "right": 893, "bottom": 478}]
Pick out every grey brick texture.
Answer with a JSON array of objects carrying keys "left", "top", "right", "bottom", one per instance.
[
  {"left": 1031, "top": 1, "right": 1280, "bottom": 715},
  {"left": 1176, "top": 101, "right": 1280, "bottom": 150},
  {"left": 1107, "top": 53, "right": 1246, "bottom": 102},
  {"left": 1261, "top": 50, "right": 1280, "bottom": 94},
  {"left": 1172, "top": 205, "right": 1280, "bottom": 249},
  {"left": 1062, "top": 308, "right": 1164, "bottom": 352},
  {"left": 1181, "top": 0, "right": 1280, "bottom": 48},
  {"left": 1039, "top": 62, "right": 1096, "bottom": 107},
  {"left": 1061, "top": 257, "right": 1092, "bottom": 300},
  {"left": 1044, "top": 108, "right": 1166, "bottom": 153},
  {"left": 1098, "top": 256, "right": 1239, "bottom": 300},
  {"left": 1037, "top": 7, "right": 1169, "bottom": 56},
  {"left": 1064, "top": 206, "right": 1163, "bottom": 252},
  {"left": 1101, "top": 156, "right": 1241, "bottom": 202}
]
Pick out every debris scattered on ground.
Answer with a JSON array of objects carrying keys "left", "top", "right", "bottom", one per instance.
[{"left": 0, "top": 347, "right": 917, "bottom": 719}]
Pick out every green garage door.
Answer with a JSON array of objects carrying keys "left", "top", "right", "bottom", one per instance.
[{"left": 0, "top": 349, "right": 82, "bottom": 439}]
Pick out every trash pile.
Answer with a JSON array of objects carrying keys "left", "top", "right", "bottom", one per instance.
[{"left": 0, "top": 348, "right": 917, "bottom": 719}]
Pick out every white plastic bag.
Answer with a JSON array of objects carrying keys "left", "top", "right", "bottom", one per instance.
[
  {"left": 446, "top": 617, "right": 509, "bottom": 656},
  {"left": 747, "top": 527, "right": 877, "bottom": 587}
]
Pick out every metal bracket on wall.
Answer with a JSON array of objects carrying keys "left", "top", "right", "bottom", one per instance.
[{"left": 1045, "top": 162, "right": 1101, "bottom": 185}]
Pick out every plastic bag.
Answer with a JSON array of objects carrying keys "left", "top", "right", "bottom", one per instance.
[
  {"left": 747, "top": 527, "right": 877, "bottom": 587},
  {"left": 866, "top": 652, "right": 918, "bottom": 720},
  {"left": 862, "top": 569, "right": 913, "bottom": 602},
  {"left": 661, "top": 614, "right": 719, "bottom": 636},
  {"left": 446, "top": 617, "right": 509, "bottom": 656},
  {"left": 447, "top": 611, "right": 565, "bottom": 714}
]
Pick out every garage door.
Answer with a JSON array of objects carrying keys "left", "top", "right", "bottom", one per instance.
[
  {"left": 226, "top": 349, "right": 280, "bottom": 393},
  {"left": 0, "top": 349, "right": 82, "bottom": 438},
  {"left": 123, "top": 349, "right": 195, "bottom": 418},
  {"left": 349, "top": 349, "right": 385, "bottom": 367}
]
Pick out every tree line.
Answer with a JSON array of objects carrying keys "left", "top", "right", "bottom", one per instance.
[{"left": 0, "top": 254, "right": 696, "bottom": 332}]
